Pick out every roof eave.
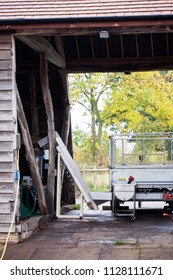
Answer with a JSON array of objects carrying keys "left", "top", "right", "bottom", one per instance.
[{"left": 1, "top": 14, "right": 173, "bottom": 26}]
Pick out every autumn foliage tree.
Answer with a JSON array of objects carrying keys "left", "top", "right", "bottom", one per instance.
[
  {"left": 69, "top": 71, "right": 173, "bottom": 167},
  {"left": 103, "top": 71, "right": 173, "bottom": 133}
]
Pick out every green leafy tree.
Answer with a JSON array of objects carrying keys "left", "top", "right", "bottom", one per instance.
[
  {"left": 69, "top": 71, "right": 173, "bottom": 167},
  {"left": 69, "top": 73, "right": 119, "bottom": 163},
  {"left": 103, "top": 71, "right": 173, "bottom": 133}
]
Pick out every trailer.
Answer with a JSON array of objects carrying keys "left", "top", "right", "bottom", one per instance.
[{"left": 109, "top": 132, "right": 173, "bottom": 219}]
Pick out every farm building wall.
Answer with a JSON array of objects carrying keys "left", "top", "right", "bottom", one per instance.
[{"left": 0, "top": 34, "right": 18, "bottom": 233}]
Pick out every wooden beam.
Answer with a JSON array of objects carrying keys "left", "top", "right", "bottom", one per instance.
[
  {"left": 40, "top": 52, "right": 56, "bottom": 214},
  {"left": 6, "top": 19, "right": 173, "bottom": 34},
  {"left": 28, "top": 73, "right": 39, "bottom": 136},
  {"left": 54, "top": 36, "right": 65, "bottom": 59},
  {"left": 16, "top": 35, "right": 65, "bottom": 68},
  {"left": 16, "top": 86, "right": 48, "bottom": 215},
  {"left": 58, "top": 69, "right": 75, "bottom": 205},
  {"left": 59, "top": 69, "right": 71, "bottom": 147},
  {"left": 66, "top": 56, "right": 173, "bottom": 72},
  {"left": 59, "top": 68, "right": 71, "bottom": 181}
]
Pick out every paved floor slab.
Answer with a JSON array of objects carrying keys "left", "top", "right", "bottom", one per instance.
[{"left": 2, "top": 208, "right": 173, "bottom": 260}]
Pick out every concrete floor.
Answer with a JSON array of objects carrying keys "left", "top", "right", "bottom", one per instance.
[{"left": 3, "top": 204, "right": 173, "bottom": 260}]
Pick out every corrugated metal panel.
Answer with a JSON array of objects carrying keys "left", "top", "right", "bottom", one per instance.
[
  {"left": 0, "top": 34, "right": 16, "bottom": 233},
  {"left": 0, "top": 0, "right": 173, "bottom": 21}
]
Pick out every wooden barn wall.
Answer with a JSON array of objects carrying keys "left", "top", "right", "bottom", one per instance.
[{"left": 0, "top": 34, "right": 17, "bottom": 233}]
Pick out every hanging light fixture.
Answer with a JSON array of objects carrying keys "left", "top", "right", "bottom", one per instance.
[{"left": 99, "top": 30, "right": 109, "bottom": 39}]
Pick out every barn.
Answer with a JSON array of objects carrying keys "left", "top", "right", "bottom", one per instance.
[{"left": 0, "top": 0, "right": 173, "bottom": 242}]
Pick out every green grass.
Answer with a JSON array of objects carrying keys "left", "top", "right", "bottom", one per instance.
[
  {"left": 113, "top": 240, "right": 125, "bottom": 246},
  {"left": 81, "top": 171, "right": 109, "bottom": 192},
  {"left": 73, "top": 203, "right": 81, "bottom": 210}
]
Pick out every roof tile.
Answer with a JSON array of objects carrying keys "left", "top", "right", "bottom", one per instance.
[{"left": 0, "top": 0, "right": 173, "bottom": 21}]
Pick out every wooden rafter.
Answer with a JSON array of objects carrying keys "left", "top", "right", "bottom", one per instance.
[{"left": 16, "top": 35, "right": 66, "bottom": 68}]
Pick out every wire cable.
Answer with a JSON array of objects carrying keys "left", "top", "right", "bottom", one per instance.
[{"left": 0, "top": 149, "right": 20, "bottom": 260}]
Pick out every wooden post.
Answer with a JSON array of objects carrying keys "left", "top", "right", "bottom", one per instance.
[
  {"left": 59, "top": 69, "right": 71, "bottom": 166},
  {"left": 58, "top": 69, "right": 75, "bottom": 205},
  {"left": 28, "top": 73, "right": 39, "bottom": 136},
  {"left": 16, "top": 86, "right": 48, "bottom": 215},
  {"left": 40, "top": 52, "right": 56, "bottom": 214}
]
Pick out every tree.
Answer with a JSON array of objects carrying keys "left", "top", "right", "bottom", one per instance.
[
  {"left": 103, "top": 71, "right": 173, "bottom": 133},
  {"left": 69, "top": 73, "right": 119, "bottom": 162},
  {"left": 69, "top": 71, "right": 173, "bottom": 167},
  {"left": 72, "top": 128, "right": 109, "bottom": 168}
]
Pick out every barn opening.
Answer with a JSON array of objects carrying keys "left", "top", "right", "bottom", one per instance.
[
  {"left": 14, "top": 29, "right": 173, "bottom": 223},
  {"left": 15, "top": 37, "right": 75, "bottom": 220},
  {"left": 1, "top": 8, "right": 173, "bottom": 242}
]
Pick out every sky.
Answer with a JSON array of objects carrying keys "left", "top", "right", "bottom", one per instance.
[{"left": 71, "top": 102, "right": 90, "bottom": 132}]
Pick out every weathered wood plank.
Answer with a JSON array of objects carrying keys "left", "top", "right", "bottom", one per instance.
[
  {"left": 0, "top": 50, "right": 12, "bottom": 60},
  {"left": 0, "top": 162, "right": 13, "bottom": 172},
  {"left": 0, "top": 110, "right": 13, "bottom": 120},
  {"left": 0, "top": 225, "right": 15, "bottom": 234},
  {"left": 0, "top": 101, "right": 12, "bottom": 111},
  {"left": 0, "top": 183, "right": 15, "bottom": 193},
  {"left": 0, "top": 34, "right": 16, "bottom": 234},
  {"left": 0, "top": 132, "right": 14, "bottom": 141},
  {"left": 0, "top": 193, "right": 14, "bottom": 203},
  {"left": 0, "top": 214, "right": 13, "bottom": 223},
  {"left": 0, "top": 60, "right": 12, "bottom": 70},
  {"left": 0, "top": 42, "right": 12, "bottom": 50},
  {"left": 0, "top": 35, "right": 12, "bottom": 43},
  {"left": 0, "top": 101, "right": 12, "bottom": 110},
  {"left": 0, "top": 142, "right": 13, "bottom": 152},
  {"left": 0, "top": 121, "right": 14, "bottom": 131},
  {"left": 0, "top": 81, "right": 12, "bottom": 90},
  {"left": 0, "top": 204, "right": 11, "bottom": 214},
  {"left": 0, "top": 152, "right": 13, "bottom": 162},
  {"left": 0, "top": 173, "right": 14, "bottom": 183},
  {"left": 0, "top": 70, "right": 12, "bottom": 80},
  {"left": 0, "top": 91, "right": 12, "bottom": 101}
]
